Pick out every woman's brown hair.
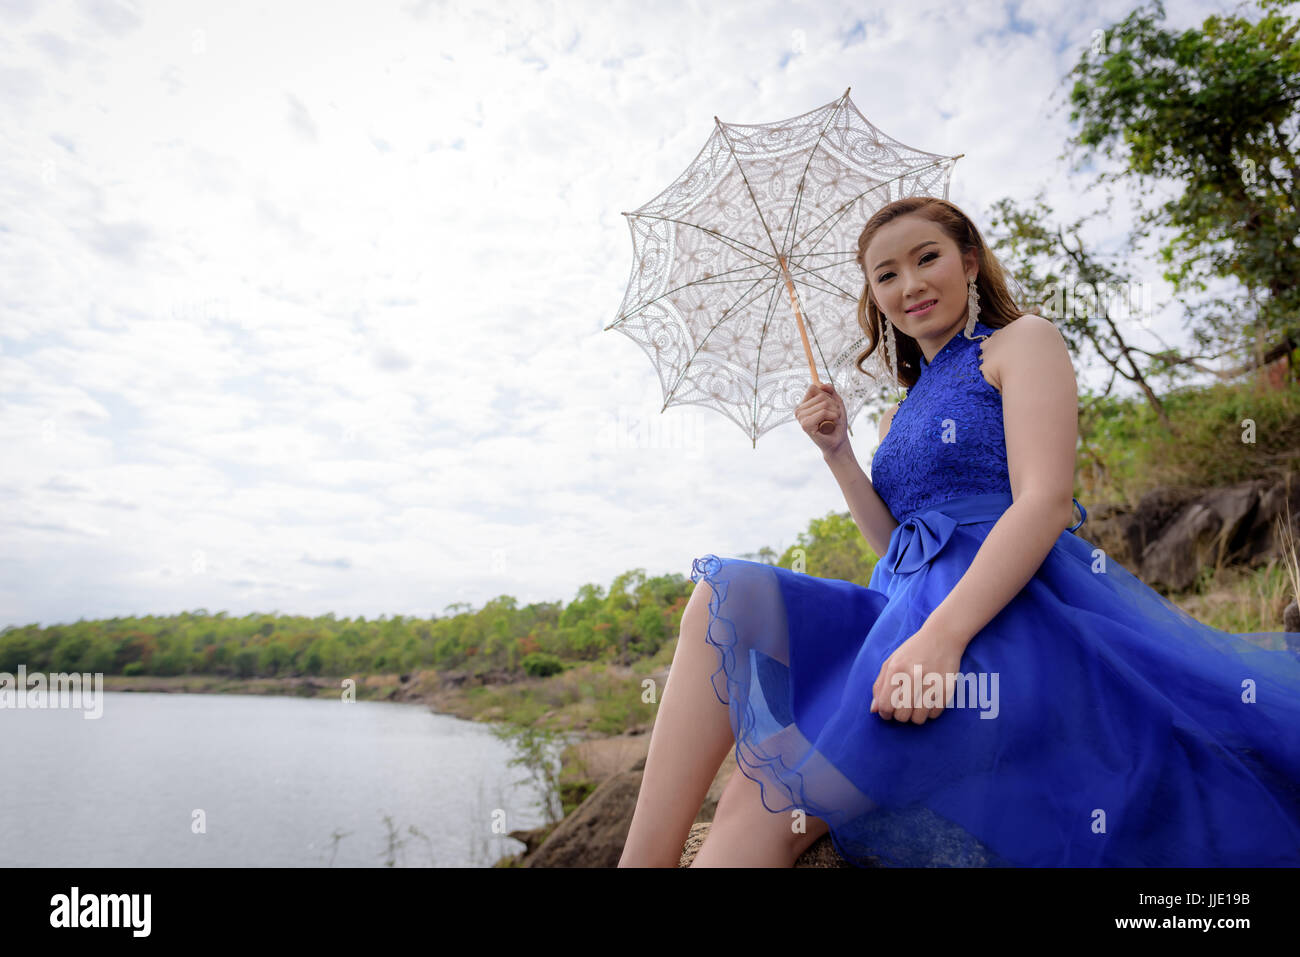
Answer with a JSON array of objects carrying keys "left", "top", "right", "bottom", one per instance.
[{"left": 854, "top": 197, "right": 1025, "bottom": 390}]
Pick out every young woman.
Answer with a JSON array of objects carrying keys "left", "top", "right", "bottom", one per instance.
[{"left": 618, "top": 196, "right": 1300, "bottom": 868}]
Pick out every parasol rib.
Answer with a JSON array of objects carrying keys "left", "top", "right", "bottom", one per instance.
[
  {"left": 607, "top": 252, "right": 860, "bottom": 332},
  {"left": 659, "top": 265, "right": 783, "bottom": 412}
]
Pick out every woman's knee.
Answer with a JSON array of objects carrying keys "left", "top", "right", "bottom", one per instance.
[
  {"left": 681, "top": 577, "right": 718, "bottom": 638},
  {"left": 687, "top": 574, "right": 715, "bottom": 610}
]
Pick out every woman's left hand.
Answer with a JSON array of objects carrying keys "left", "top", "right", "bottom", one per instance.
[{"left": 870, "top": 626, "right": 968, "bottom": 725}]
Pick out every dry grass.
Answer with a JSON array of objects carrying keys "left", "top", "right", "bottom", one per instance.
[
  {"left": 1171, "top": 558, "right": 1299, "bottom": 635},
  {"left": 1275, "top": 496, "right": 1300, "bottom": 615}
]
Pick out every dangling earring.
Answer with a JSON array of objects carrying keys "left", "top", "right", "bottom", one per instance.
[
  {"left": 963, "top": 274, "right": 989, "bottom": 340},
  {"left": 880, "top": 316, "right": 899, "bottom": 385}
]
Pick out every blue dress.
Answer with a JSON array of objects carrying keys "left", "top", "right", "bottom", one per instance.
[{"left": 689, "top": 319, "right": 1300, "bottom": 867}]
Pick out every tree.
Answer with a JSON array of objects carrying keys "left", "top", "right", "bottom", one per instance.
[
  {"left": 233, "top": 646, "right": 259, "bottom": 678},
  {"left": 1060, "top": 0, "right": 1300, "bottom": 370},
  {"left": 558, "top": 583, "right": 605, "bottom": 629},
  {"left": 0, "top": 628, "right": 41, "bottom": 672},
  {"left": 259, "top": 640, "right": 293, "bottom": 676},
  {"left": 152, "top": 633, "right": 194, "bottom": 676},
  {"left": 605, "top": 569, "right": 648, "bottom": 614},
  {"left": 302, "top": 642, "right": 324, "bottom": 675},
  {"left": 779, "top": 511, "right": 878, "bottom": 586},
  {"left": 630, "top": 606, "right": 667, "bottom": 659},
  {"left": 318, "top": 636, "right": 349, "bottom": 675}
]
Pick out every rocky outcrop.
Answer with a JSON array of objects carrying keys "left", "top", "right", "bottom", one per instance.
[
  {"left": 522, "top": 760, "right": 649, "bottom": 868},
  {"left": 1082, "top": 477, "right": 1300, "bottom": 592},
  {"left": 678, "top": 821, "right": 853, "bottom": 867}
]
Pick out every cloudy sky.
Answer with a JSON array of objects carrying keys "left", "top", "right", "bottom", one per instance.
[{"left": 0, "top": 0, "right": 1236, "bottom": 629}]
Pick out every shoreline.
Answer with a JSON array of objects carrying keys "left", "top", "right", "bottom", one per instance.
[
  {"left": 98, "top": 671, "right": 496, "bottom": 724},
  {"left": 95, "top": 668, "right": 644, "bottom": 743}
]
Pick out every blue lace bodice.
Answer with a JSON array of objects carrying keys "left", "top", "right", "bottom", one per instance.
[{"left": 869, "top": 319, "right": 1012, "bottom": 523}]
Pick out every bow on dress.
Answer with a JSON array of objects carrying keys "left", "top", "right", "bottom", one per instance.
[
  {"left": 881, "top": 498, "right": 1088, "bottom": 577},
  {"left": 881, "top": 509, "right": 961, "bottom": 576}
]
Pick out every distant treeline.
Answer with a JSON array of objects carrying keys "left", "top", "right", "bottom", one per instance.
[{"left": 0, "top": 569, "right": 687, "bottom": 680}]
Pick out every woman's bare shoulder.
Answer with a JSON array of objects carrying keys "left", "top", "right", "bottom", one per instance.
[{"left": 981, "top": 314, "right": 1065, "bottom": 392}]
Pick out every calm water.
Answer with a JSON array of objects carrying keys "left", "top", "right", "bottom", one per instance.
[{"left": 0, "top": 691, "right": 557, "bottom": 867}]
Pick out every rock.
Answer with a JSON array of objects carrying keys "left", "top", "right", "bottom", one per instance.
[
  {"left": 507, "top": 825, "right": 552, "bottom": 856},
  {"left": 1139, "top": 481, "right": 1265, "bottom": 590},
  {"left": 523, "top": 768, "right": 645, "bottom": 868},
  {"left": 1253, "top": 481, "right": 1300, "bottom": 565},
  {"left": 1084, "top": 487, "right": 1199, "bottom": 569},
  {"left": 678, "top": 821, "right": 855, "bottom": 867},
  {"left": 1081, "top": 478, "right": 1300, "bottom": 593}
]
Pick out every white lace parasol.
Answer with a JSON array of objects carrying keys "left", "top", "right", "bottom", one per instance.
[{"left": 607, "top": 87, "right": 962, "bottom": 448}]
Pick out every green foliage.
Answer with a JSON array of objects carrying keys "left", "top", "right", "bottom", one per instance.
[
  {"left": 488, "top": 721, "right": 566, "bottom": 826},
  {"left": 521, "top": 652, "right": 564, "bottom": 678},
  {"left": 302, "top": 642, "right": 324, "bottom": 676},
  {"left": 560, "top": 778, "right": 598, "bottom": 817},
  {"left": 778, "top": 510, "right": 881, "bottom": 586},
  {"left": 233, "top": 646, "right": 259, "bottom": 678},
  {"left": 1063, "top": 0, "right": 1300, "bottom": 357},
  {"left": 628, "top": 605, "right": 667, "bottom": 659},
  {"left": 0, "top": 569, "right": 695, "bottom": 681},
  {"left": 1079, "top": 377, "right": 1300, "bottom": 504},
  {"left": 258, "top": 640, "right": 293, "bottom": 677}
]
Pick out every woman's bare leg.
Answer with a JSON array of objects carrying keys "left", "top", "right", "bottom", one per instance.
[
  {"left": 617, "top": 582, "right": 737, "bottom": 867},
  {"left": 691, "top": 764, "right": 832, "bottom": 867}
]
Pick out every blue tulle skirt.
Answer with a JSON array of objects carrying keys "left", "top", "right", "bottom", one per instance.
[{"left": 689, "top": 491, "right": 1300, "bottom": 867}]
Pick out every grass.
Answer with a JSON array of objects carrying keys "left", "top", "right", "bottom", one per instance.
[
  {"left": 1170, "top": 559, "right": 1300, "bottom": 636},
  {"left": 1077, "top": 377, "right": 1300, "bottom": 506}
]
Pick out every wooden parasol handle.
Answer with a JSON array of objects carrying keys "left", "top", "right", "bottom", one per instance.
[{"left": 777, "top": 254, "right": 835, "bottom": 435}]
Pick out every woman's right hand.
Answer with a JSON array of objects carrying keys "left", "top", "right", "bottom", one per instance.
[{"left": 796, "top": 381, "right": 849, "bottom": 457}]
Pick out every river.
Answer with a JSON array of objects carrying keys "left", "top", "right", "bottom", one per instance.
[{"left": 0, "top": 690, "right": 554, "bottom": 867}]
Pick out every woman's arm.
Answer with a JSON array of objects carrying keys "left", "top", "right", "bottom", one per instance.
[
  {"left": 924, "top": 315, "right": 1079, "bottom": 653},
  {"left": 824, "top": 441, "right": 899, "bottom": 559}
]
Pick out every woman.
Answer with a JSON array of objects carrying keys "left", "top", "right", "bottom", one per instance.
[{"left": 617, "top": 196, "right": 1300, "bottom": 868}]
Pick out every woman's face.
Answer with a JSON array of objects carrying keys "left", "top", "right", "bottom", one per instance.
[{"left": 864, "top": 214, "right": 977, "bottom": 349}]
